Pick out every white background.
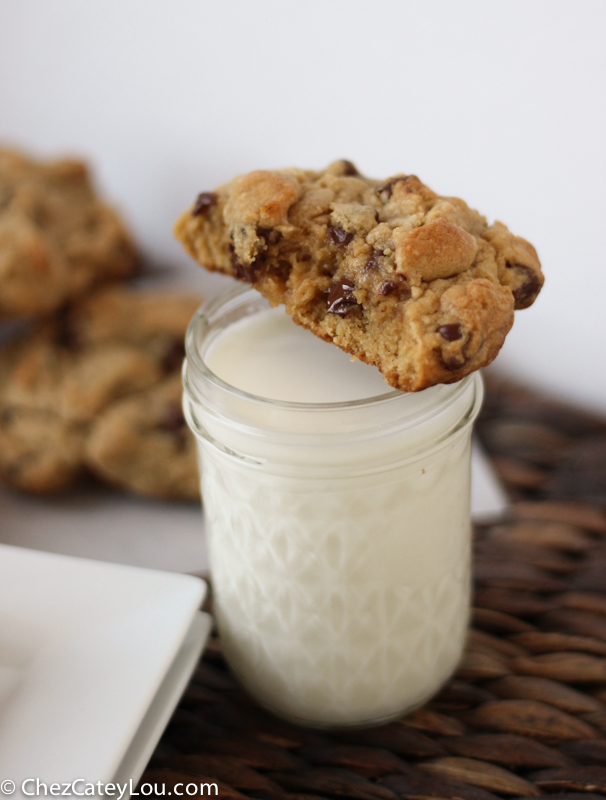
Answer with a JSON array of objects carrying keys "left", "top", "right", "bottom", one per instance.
[{"left": 1, "top": 0, "right": 605, "bottom": 413}]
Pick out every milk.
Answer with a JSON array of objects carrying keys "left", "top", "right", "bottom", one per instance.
[
  {"left": 205, "top": 306, "right": 391, "bottom": 403},
  {"left": 184, "top": 289, "right": 482, "bottom": 727}
]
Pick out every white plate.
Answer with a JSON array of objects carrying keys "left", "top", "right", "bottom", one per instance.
[
  {"left": 113, "top": 611, "right": 211, "bottom": 791},
  {"left": 0, "top": 544, "right": 206, "bottom": 791}
]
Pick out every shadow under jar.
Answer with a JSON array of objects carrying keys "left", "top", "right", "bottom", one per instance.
[{"left": 183, "top": 287, "right": 483, "bottom": 729}]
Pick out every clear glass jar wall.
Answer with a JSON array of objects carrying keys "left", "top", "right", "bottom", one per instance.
[{"left": 183, "top": 288, "right": 483, "bottom": 728}]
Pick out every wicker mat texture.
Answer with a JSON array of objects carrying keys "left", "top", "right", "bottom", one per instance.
[{"left": 141, "top": 374, "right": 606, "bottom": 798}]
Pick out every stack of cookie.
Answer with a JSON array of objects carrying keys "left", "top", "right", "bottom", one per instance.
[{"left": 0, "top": 149, "right": 201, "bottom": 500}]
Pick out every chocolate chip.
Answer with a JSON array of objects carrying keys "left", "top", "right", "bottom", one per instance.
[
  {"left": 364, "top": 250, "right": 382, "bottom": 271},
  {"left": 326, "top": 277, "right": 358, "bottom": 316},
  {"left": 254, "top": 228, "right": 281, "bottom": 269},
  {"left": 256, "top": 226, "right": 273, "bottom": 245},
  {"left": 192, "top": 192, "right": 218, "bottom": 216},
  {"left": 438, "top": 323, "right": 463, "bottom": 341},
  {"left": 507, "top": 263, "right": 541, "bottom": 309},
  {"left": 378, "top": 275, "right": 411, "bottom": 300},
  {"left": 276, "top": 260, "right": 292, "bottom": 279},
  {"left": 0, "top": 408, "right": 14, "bottom": 425},
  {"left": 443, "top": 354, "right": 467, "bottom": 371},
  {"left": 379, "top": 280, "right": 396, "bottom": 296},
  {"left": 318, "top": 262, "right": 336, "bottom": 278},
  {"left": 398, "top": 283, "right": 412, "bottom": 301},
  {"left": 54, "top": 309, "right": 80, "bottom": 351},
  {"left": 158, "top": 405, "right": 186, "bottom": 434},
  {"left": 157, "top": 405, "right": 189, "bottom": 451},
  {"left": 229, "top": 245, "right": 257, "bottom": 283},
  {"left": 375, "top": 176, "right": 411, "bottom": 200},
  {"left": 328, "top": 226, "right": 354, "bottom": 247},
  {"left": 340, "top": 160, "right": 359, "bottom": 176},
  {"left": 234, "top": 261, "right": 257, "bottom": 282},
  {"left": 162, "top": 341, "right": 186, "bottom": 373}
]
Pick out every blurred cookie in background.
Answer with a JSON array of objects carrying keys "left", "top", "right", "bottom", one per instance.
[
  {"left": 0, "top": 406, "right": 84, "bottom": 493},
  {"left": 86, "top": 374, "right": 199, "bottom": 500},
  {"left": 0, "top": 148, "right": 139, "bottom": 320},
  {"left": 0, "top": 284, "right": 202, "bottom": 498}
]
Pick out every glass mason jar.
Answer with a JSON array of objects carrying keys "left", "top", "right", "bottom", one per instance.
[{"left": 183, "top": 287, "right": 483, "bottom": 729}]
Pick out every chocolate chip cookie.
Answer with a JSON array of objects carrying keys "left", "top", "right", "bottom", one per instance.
[
  {"left": 0, "top": 284, "right": 202, "bottom": 496},
  {"left": 0, "top": 148, "right": 139, "bottom": 320},
  {"left": 175, "top": 160, "right": 543, "bottom": 392},
  {"left": 86, "top": 374, "right": 199, "bottom": 500}
]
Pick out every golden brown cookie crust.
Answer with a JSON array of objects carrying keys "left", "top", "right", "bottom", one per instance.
[
  {"left": 175, "top": 161, "right": 543, "bottom": 392},
  {"left": 0, "top": 148, "right": 139, "bottom": 320}
]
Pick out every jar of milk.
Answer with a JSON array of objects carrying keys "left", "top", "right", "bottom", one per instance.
[{"left": 183, "top": 286, "right": 483, "bottom": 728}]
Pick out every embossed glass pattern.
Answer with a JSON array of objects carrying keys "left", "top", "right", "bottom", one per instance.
[{"left": 183, "top": 288, "right": 483, "bottom": 728}]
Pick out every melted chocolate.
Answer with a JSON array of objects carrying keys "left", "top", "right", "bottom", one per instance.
[
  {"left": 230, "top": 245, "right": 257, "bottom": 283},
  {"left": 275, "top": 260, "right": 292, "bottom": 279},
  {"left": 328, "top": 226, "right": 354, "bottom": 247},
  {"left": 326, "top": 278, "right": 358, "bottom": 317},
  {"left": 256, "top": 226, "right": 274, "bottom": 246}
]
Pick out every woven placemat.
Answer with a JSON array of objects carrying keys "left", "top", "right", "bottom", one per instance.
[{"left": 141, "top": 374, "right": 606, "bottom": 798}]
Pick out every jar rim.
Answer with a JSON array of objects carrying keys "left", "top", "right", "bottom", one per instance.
[{"left": 184, "top": 285, "right": 473, "bottom": 418}]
